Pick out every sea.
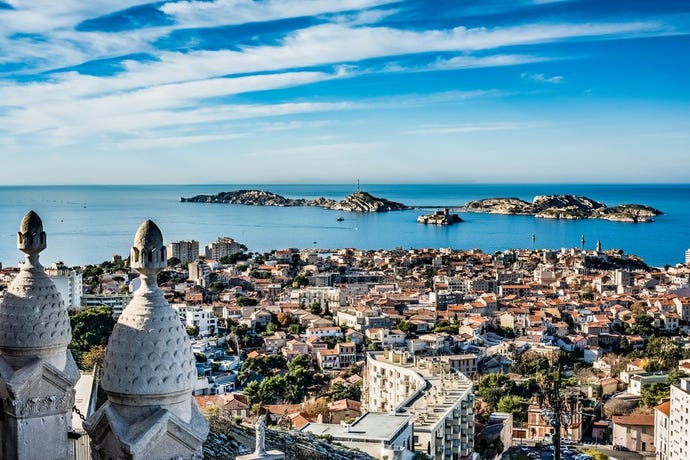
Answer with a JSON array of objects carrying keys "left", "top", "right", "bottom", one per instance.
[{"left": 0, "top": 184, "right": 688, "bottom": 269}]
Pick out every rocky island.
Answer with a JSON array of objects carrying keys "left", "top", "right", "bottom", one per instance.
[
  {"left": 180, "top": 189, "right": 410, "bottom": 212},
  {"left": 417, "top": 208, "right": 463, "bottom": 225},
  {"left": 464, "top": 195, "right": 662, "bottom": 222}
]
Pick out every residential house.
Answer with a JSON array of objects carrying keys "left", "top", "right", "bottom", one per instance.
[
  {"left": 611, "top": 414, "right": 655, "bottom": 453},
  {"left": 328, "top": 399, "right": 362, "bottom": 424}
]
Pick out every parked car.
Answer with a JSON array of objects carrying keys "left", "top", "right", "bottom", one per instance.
[
  {"left": 561, "top": 437, "right": 575, "bottom": 445},
  {"left": 613, "top": 444, "right": 630, "bottom": 451}
]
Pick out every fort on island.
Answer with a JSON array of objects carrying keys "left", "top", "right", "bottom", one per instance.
[
  {"left": 2, "top": 209, "right": 690, "bottom": 460},
  {"left": 417, "top": 208, "right": 463, "bottom": 225}
]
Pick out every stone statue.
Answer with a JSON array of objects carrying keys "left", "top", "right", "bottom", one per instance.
[{"left": 255, "top": 414, "right": 267, "bottom": 456}]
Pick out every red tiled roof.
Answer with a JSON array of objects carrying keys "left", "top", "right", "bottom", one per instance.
[
  {"left": 655, "top": 400, "right": 671, "bottom": 417},
  {"left": 612, "top": 414, "right": 654, "bottom": 426}
]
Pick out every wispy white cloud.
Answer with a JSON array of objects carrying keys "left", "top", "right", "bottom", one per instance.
[
  {"left": 159, "top": 0, "right": 396, "bottom": 28},
  {"left": 0, "top": 0, "right": 687, "bottom": 159},
  {"left": 115, "top": 132, "right": 247, "bottom": 150},
  {"left": 522, "top": 72, "right": 564, "bottom": 83},
  {"left": 406, "top": 122, "right": 540, "bottom": 135}
]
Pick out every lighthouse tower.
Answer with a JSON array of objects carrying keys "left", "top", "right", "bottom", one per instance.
[
  {"left": 0, "top": 211, "right": 80, "bottom": 460},
  {"left": 84, "top": 220, "right": 208, "bottom": 459}
]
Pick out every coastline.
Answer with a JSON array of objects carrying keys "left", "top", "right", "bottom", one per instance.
[{"left": 0, "top": 183, "right": 687, "bottom": 268}]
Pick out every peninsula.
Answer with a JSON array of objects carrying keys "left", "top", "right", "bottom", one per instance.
[
  {"left": 464, "top": 195, "right": 662, "bottom": 222},
  {"left": 180, "top": 189, "right": 410, "bottom": 212}
]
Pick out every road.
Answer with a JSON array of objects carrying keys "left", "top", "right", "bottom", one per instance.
[{"left": 504, "top": 443, "right": 646, "bottom": 460}]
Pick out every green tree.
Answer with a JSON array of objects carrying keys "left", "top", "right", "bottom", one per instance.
[
  {"left": 326, "top": 381, "right": 362, "bottom": 401},
  {"left": 167, "top": 256, "right": 181, "bottom": 267},
  {"left": 69, "top": 307, "right": 116, "bottom": 352},
  {"left": 511, "top": 351, "right": 551, "bottom": 376},
  {"left": 496, "top": 395, "right": 528, "bottom": 425},
  {"left": 220, "top": 252, "right": 250, "bottom": 264},
  {"left": 249, "top": 269, "right": 271, "bottom": 279},
  {"left": 236, "top": 295, "right": 259, "bottom": 307},
  {"left": 397, "top": 320, "right": 417, "bottom": 336},
  {"left": 81, "top": 344, "right": 106, "bottom": 371},
  {"left": 641, "top": 370, "right": 689, "bottom": 407},
  {"left": 644, "top": 337, "right": 682, "bottom": 371},
  {"left": 309, "top": 301, "right": 323, "bottom": 315},
  {"left": 632, "top": 313, "right": 655, "bottom": 336},
  {"left": 292, "top": 274, "right": 310, "bottom": 288},
  {"left": 434, "top": 320, "right": 458, "bottom": 334},
  {"left": 477, "top": 374, "right": 515, "bottom": 411}
]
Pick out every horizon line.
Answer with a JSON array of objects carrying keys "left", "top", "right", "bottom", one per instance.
[{"left": 1, "top": 182, "right": 690, "bottom": 187}]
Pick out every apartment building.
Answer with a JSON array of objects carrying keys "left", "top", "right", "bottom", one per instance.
[
  {"left": 363, "top": 350, "right": 474, "bottom": 460},
  {"left": 47, "top": 261, "right": 83, "bottom": 308},
  {"left": 167, "top": 239, "right": 199, "bottom": 264},
  {"left": 205, "top": 237, "right": 242, "bottom": 260},
  {"left": 667, "top": 378, "right": 690, "bottom": 459}
]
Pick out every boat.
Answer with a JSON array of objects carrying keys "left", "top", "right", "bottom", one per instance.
[{"left": 336, "top": 217, "right": 344, "bottom": 222}]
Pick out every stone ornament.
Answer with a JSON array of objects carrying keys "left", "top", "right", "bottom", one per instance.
[
  {"left": 255, "top": 414, "right": 267, "bottom": 455},
  {"left": 0, "top": 211, "right": 79, "bottom": 460},
  {"left": 86, "top": 219, "right": 208, "bottom": 460},
  {"left": 0, "top": 210, "right": 71, "bottom": 355},
  {"left": 7, "top": 394, "right": 71, "bottom": 418},
  {"left": 101, "top": 219, "right": 196, "bottom": 400}
]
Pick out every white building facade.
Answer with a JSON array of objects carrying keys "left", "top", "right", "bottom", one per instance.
[
  {"left": 205, "top": 237, "right": 242, "bottom": 260},
  {"left": 47, "top": 261, "right": 83, "bottom": 308},
  {"left": 668, "top": 378, "right": 690, "bottom": 459},
  {"left": 167, "top": 239, "right": 199, "bottom": 264},
  {"left": 363, "top": 350, "right": 475, "bottom": 460}
]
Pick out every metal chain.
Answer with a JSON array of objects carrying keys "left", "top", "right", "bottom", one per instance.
[{"left": 73, "top": 405, "right": 86, "bottom": 421}]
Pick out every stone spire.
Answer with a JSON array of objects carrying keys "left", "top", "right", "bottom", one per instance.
[
  {"left": 85, "top": 219, "right": 208, "bottom": 460},
  {"left": 0, "top": 210, "right": 79, "bottom": 460}
]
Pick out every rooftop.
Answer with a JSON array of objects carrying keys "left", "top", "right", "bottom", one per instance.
[{"left": 302, "top": 412, "right": 411, "bottom": 441}]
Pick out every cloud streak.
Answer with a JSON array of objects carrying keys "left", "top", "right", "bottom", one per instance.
[{"left": 0, "top": 1, "right": 689, "bottom": 183}]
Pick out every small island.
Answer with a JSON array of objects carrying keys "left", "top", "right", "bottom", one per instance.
[
  {"left": 180, "top": 189, "right": 410, "bottom": 212},
  {"left": 417, "top": 208, "right": 463, "bottom": 225},
  {"left": 464, "top": 195, "right": 662, "bottom": 222}
]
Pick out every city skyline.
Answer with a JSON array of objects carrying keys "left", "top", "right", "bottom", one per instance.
[{"left": 1, "top": 0, "right": 689, "bottom": 185}]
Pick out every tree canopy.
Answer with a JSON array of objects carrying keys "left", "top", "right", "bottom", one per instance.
[
  {"left": 242, "top": 354, "right": 321, "bottom": 406},
  {"left": 69, "top": 306, "right": 116, "bottom": 352}
]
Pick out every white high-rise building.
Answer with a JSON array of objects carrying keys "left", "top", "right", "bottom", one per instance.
[
  {"left": 167, "top": 239, "right": 199, "bottom": 264},
  {"left": 362, "top": 350, "right": 474, "bottom": 460},
  {"left": 205, "top": 236, "right": 241, "bottom": 260},
  {"left": 46, "top": 261, "right": 83, "bottom": 308},
  {"left": 685, "top": 248, "right": 690, "bottom": 265},
  {"left": 666, "top": 378, "right": 690, "bottom": 459}
]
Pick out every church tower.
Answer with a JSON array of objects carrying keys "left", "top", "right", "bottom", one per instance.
[
  {"left": 0, "top": 211, "right": 80, "bottom": 460},
  {"left": 84, "top": 220, "right": 208, "bottom": 459}
]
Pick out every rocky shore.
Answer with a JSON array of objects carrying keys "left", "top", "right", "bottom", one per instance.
[
  {"left": 180, "top": 190, "right": 409, "bottom": 212},
  {"left": 464, "top": 195, "right": 662, "bottom": 222}
]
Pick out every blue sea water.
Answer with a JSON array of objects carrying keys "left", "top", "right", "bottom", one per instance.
[{"left": 0, "top": 184, "right": 688, "bottom": 268}]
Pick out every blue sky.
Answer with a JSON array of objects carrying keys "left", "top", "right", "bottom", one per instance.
[{"left": 1, "top": 0, "right": 689, "bottom": 184}]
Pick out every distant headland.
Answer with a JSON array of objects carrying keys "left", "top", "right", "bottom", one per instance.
[
  {"left": 180, "top": 189, "right": 410, "bottom": 212},
  {"left": 464, "top": 195, "right": 663, "bottom": 222},
  {"left": 180, "top": 190, "right": 662, "bottom": 222}
]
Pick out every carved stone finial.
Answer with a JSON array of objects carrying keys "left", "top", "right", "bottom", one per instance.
[
  {"left": 130, "top": 219, "right": 167, "bottom": 283},
  {"left": 17, "top": 210, "right": 47, "bottom": 265}
]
